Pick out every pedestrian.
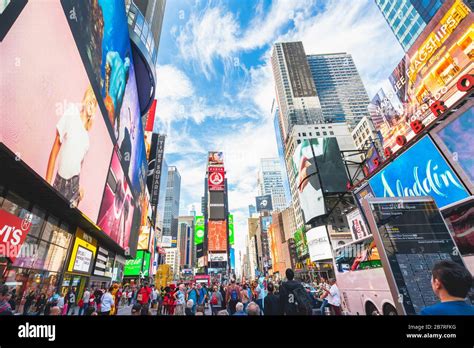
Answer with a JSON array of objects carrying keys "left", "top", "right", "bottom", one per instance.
[
  {"left": 233, "top": 302, "right": 247, "bottom": 316},
  {"left": 131, "top": 303, "right": 142, "bottom": 316},
  {"left": 99, "top": 286, "right": 115, "bottom": 316},
  {"left": 50, "top": 306, "right": 61, "bottom": 316},
  {"left": 137, "top": 282, "right": 152, "bottom": 314},
  {"left": 127, "top": 288, "right": 133, "bottom": 306},
  {"left": 255, "top": 277, "right": 266, "bottom": 314},
  {"left": 79, "top": 287, "right": 90, "bottom": 316},
  {"left": 240, "top": 284, "right": 250, "bottom": 312},
  {"left": 35, "top": 293, "right": 47, "bottom": 316},
  {"left": 196, "top": 283, "right": 208, "bottom": 314},
  {"left": 318, "top": 278, "right": 330, "bottom": 315},
  {"left": 264, "top": 283, "right": 281, "bottom": 315},
  {"left": 65, "top": 287, "right": 77, "bottom": 315},
  {"left": 226, "top": 279, "right": 241, "bottom": 315},
  {"left": 85, "top": 306, "right": 97, "bottom": 316},
  {"left": 187, "top": 283, "right": 199, "bottom": 314},
  {"left": 174, "top": 284, "right": 186, "bottom": 316},
  {"left": 324, "top": 278, "right": 341, "bottom": 315},
  {"left": 279, "top": 268, "right": 313, "bottom": 315},
  {"left": 209, "top": 285, "right": 224, "bottom": 315},
  {"left": 0, "top": 285, "right": 13, "bottom": 316},
  {"left": 246, "top": 301, "right": 260, "bottom": 316},
  {"left": 185, "top": 299, "right": 195, "bottom": 316},
  {"left": 23, "top": 290, "right": 35, "bottom": 315},
  {"left": 151, "top": 286, "right": 159, "bottom": 310},
  {"left": 421, "top": 260, "right": 474, "bottom": 315},
  {"left": 93, "top": 287, "right": 103, "bottom": 310}
]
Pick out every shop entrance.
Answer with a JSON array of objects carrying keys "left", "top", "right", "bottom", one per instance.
[{"left": 61, "top": 273, "right": 88, "bottom": 302}]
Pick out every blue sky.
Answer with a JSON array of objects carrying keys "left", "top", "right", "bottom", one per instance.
[{"left": 153, "top": 0, "right": 404, "bottom": 268}]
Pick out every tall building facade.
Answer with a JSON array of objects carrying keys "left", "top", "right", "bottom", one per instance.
[
  {"left": 178, "top": 216, "right": 194, "bottom": 270},
  {"left": 375, "top": 0, "right": 445, "bottom": 51},
  {"left": 307, "top": 53, "right": 371, "bottom": 129},
  {"left": 163, "top": 166, "right": 181, "bottom": 248},
  {"left": 271, "top": 42, "right": 323, "bottom": 142},
  {"left": 257, "top": 158, "right": 288, "bottom": 211}
]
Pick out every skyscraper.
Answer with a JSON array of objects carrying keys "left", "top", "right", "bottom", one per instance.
[
  {"left": 271, "top": 42, "right": 323, "bottom": 142},
  {"left": 375, "top": 0, "right": 445, "bottom": 51},
  {"left": 307, "top": 53, "right": 371, "bottom": 129},
  {"left": 163, "top": 166, "right": 181, "bottom": 248},
  {"left": 178, "top": 216, "right": 195, "bottom": 270},
  {"left": 257, "top": 158, "right": 289, "bottom": 211}
]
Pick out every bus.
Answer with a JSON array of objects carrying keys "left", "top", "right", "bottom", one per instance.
[{"left": 334, "top": 236, "right": 398, "bottom": 315}]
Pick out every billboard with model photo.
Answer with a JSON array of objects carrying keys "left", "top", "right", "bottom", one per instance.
[
  {"left": 61, "top": 0, "right": 148, "bottom": 201},
  {"left": 0, "top": 1, "right": 113, "bottom": 223}
]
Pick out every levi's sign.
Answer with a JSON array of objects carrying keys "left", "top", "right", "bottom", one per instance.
[{"left": 0, "top": 209, "right": 32, "bottom": 262}]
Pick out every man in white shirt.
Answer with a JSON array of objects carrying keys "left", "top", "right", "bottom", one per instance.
[
  {"left": 79, "top": 288, "right": 91, "bottom": 316},
  {"left": 326, "top": 278, "right": 342, "bottom": 315},
  {"left": 100, "top": 287, "right": 115, "bottom": 316}
]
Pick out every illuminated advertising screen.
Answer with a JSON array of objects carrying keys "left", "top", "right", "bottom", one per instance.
[
  {"left": 442, "top": 197, "right": 474, "bottom": 256},
  {"left": 208, "top": 151, "right": 224, "bottom": 166},
  {"left": 194, "top": 216, "right": 205, "bottom": 245},
  {"left": 0, "top": 1, "right": 113, "bottom": 223},
  {"left": 208, "top": 220, "right": 227, "bottom": 252},
  {"left": 369, "top": 0, "right": 473, "bottom": 154},
  {"left": 431, "top": 103, "right": 474, "bottom": 193},
  {"left": 124, "top": 250, "right": 150, "bottom": 277},
  {"left": 61, "top": 0, "right": 148, "bottom": 201},
  {"left": 67, "top": 228, "right": 97, "bottom": 275},
  {"left": 363, "top": 197, "right": 472, "bottom": 315},
  {"left": 228, "top": 214, "right": 234, "bottom": 246},
  {"left": 230, "top": 247, "right": 235, "bottom": 270},
  {"left": 294, "top": 227, "right": 309, "bottom": 259},
  {"left": 208, "top": 166, "right": 225, "bottom": 191},
  {"left": 97, "top": 150, "right": 135, "bottom": 249},
  {"left": 306, "top": 226, "right": 333, "bottom": 262},
  {"left": 368, "top": 136, "right": 469, "bottom": 208}
]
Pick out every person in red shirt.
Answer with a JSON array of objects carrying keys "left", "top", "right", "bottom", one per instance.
[{"left": 137, "top": 282, "right": 152, "bottom": 314}]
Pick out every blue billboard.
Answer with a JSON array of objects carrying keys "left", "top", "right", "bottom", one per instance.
[{"left": 368, "top": 136, "right": 469, "bottom": 208}]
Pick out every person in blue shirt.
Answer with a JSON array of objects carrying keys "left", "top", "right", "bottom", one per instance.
[
  {"left": 421, "top": 260, "right": 474, "bottom": 315},
  {"left": 187, "top": 283, "right": 198, "bottom": 314},
  {"left": 196, "top": 283, "right": 207, "bottom": 313},
  {"left": 233, "top": 302, "right": 247, "bottom": 316}
]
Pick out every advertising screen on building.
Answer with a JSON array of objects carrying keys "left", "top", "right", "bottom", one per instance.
[
  {"left": 161, "top": 235, "right": 172, "bottom": 248},
  {"left": 194, "top": 216, "right": 205, "bottom": 245},
  {"left": 368, "top": 136, "right": 469, "bottom": 208},
  {"left": 208, "top": 166, "right": 225, "bottom": 191},
  {"left": 306, "top": 226, "right": 333, "bottom": 262},
  {"left": 363, "top": 144, "right": 382, "bottom": 177},
  {"left": 363, "top": 197, "right": 472, "bottom": 315},
  {"left": 209, "top": 253, "right": 227, "bottom": 262},
  {"left": 230, "top": 247, "right": 235, "bottom": 270},
  {"left": 294, "top": 227, "right": 309, "bottom": 259},
  {"left": 228, "top": 214, "right": 234, "bottom": 246},
  {"left": 208, "top": 151, "right": 224, "bottom": 166},
  {"left": 346, "top": 209, "right": 371, "bottom": 241},
  {"left": 441, "top": 197, "right": 474, "bottom": 257},
  {"left": 369, "top": 0, "right": 473, "bottom": 154},
  {"left": 0, "top": 1, "right": 114, "bottom": 224},
  {"left": 431, "top": 103, "right": 474, "bottom": 193},
  {"left": 256, "top": 195, "right": 273, "bottom": 212},
  {"left": 97, "top": 150, "right": 135, "bottom": 249},
  {"left": 209, "top": 205, "right": 226, "bottom": 220},
  {"left": 124, "top": 250, "right": 149, "bottom": 277},
  {"left": 61, "top": 0, "right": 148, "bottom": 202},
  {"left": 208, "top": 220, "right": 227, "bottom": 252},
  {"left": 67, "top": 228, "right": 97, "bottom": 275}
]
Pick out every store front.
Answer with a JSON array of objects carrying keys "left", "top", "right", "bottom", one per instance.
[
  {"left": 89, "top": 246, "right": 115, "bottom": 290},
  {"left": 0, "top": 188, "right": 74, "bottom": 314}
]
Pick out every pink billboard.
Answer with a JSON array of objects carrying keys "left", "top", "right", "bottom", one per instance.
[{"left": 0, "top": 1, "right": 113, "bottom": 223}]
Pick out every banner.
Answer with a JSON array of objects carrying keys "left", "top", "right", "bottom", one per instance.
[
  {"left": 208, "top": 166, "right": 225, "bottom": 191},
  {"left": 346, "top": 209, "right": 371, "bottom": 241},
  {"left": 148, "top": 134, "right": 166, "bottom": 208}
]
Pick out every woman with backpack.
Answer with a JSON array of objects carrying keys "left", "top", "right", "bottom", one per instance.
[{"left": 209, "top": 285, "right": 223, "bottom": 315}]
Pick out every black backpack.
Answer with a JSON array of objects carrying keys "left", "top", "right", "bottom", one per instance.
[{"left": 290, "top": 286, "right": 313, "bottom": 315}]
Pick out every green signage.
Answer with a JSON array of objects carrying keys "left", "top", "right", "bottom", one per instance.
[
  {"left": 124, "top": 250, "right": 150, "bottom": 277},
  {"left": 194, "top": 216, "right": 205, "bottom": 245},
  {"left": 294, "top": 227, "right": 309, "bottom": 259},
  {"left": 229, "top": 214, "right": 234, "bottom": 246}
]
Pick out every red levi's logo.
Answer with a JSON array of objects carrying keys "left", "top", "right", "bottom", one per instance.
[{"left": 0, "top": 209, "right": 32, "bottom": 262}]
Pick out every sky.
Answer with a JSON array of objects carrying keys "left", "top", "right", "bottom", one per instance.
[{"left": 153, "top": 0, "right": 404, "bottom": 271}]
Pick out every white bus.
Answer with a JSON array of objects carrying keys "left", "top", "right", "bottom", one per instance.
[{"left": 334, "top": 236, "right": 398, "bottom": 315}]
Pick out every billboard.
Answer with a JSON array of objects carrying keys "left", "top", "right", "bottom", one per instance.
[
  {"left": 97, "top": 149, "right": 135, "bottom": 249},
  {"left": 209, "top": 253, "right": 227, "bottom": 262},
  {"left": 208, "top": 166, "right": 225, "bottom": 191},
  {"left": 362, "top": 197, "right": 472, "bottom": 315},
  {"left": 306, "top": 226, "right": 333, "bottom": 262},
  {"left": 124, "top": 250, "right": 150, "bottom": 277},
  {"left": 442, "top": 197, "right": 474, "bottom": 257},
  {"left": 346, "top": 209, "right": 371, "bottom": 241},
  {"left": 61, "top": 0, "right": 148, "bottom": 202},
  {"left": 0, "top": 209, "right": 32, "bottom": 263},
  {"left": 67, "top": 229, "right": 97, "bottom": 275},
  {"left": 0, "top": 1, "right": 114, "bottom": 223},
  {"left": 209, "top": 205, "right": 226, "bottom": 220},
  {"left": 230, "top": 247, "right": 235, "bottom": 270},
  {"left": 368, "top": 136, "right": 469, "bottom": 208},
  {"left": 161, "top": 235, "right": 172, "bottom": 248},
  {"left": 208, "top": 220, "right": 227, "bottom": 252},
  {"left": 431, "top": 103, "right": 474, "bottom": 193},
  {"left": 363, "top": 144, "right": 382, "bottom": 177},
  {"left": 369, "top": 0, "right": 473, "bottom": 155},
  {"left": 208, "top": 151, "right": 224, "bottom": 166},
  {"left": 147, "top": 134, "right": 166, "bottom": 208},
  {"left": 294, "top": 227, "right": 309, "bottom": 259},
  {"left": 194, "top": 216, "right": 205, "bottom": 245},
  {"left": 228, "top": 214, "right": 234, "bottom": 246},
  {"left": 256, "top": 195, "right": 273, "bottom": 212}
]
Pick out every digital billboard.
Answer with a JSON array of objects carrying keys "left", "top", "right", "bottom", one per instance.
[
  {"left": 256, "top": 195, "right": 273, "bottom": 212},
  {"left": 67, "top": 229, "right": 97, "bottom": 275},
  {"left": 306, "top": 226, "right": 333, "bottom": 262},
  {"left": 61, "top": 0, "right": 148, "bottom": 202},
  {"left": 442, "top": 197, "right": 474, "bottom": 257},
  {"left": 368, "top": 0, "right": 473, "bottom": 155},
  {"left": 208, "top": 166, "right": 225, "bottom": 191},
  {"left": 124, "top": 250, "right": 150, "bottom": 277},
  {"left": 431, "top": 103, "right": 474, "bottom": 193},
  {"left": 294, "top": 227, "right": 309, "bottom": 259},
  {"left": 0, "top": 1, "right": 113, "bottom": 223},
  {"left": 97, "top": 149, "right": 135, "bottom": 249},
  {"left": 194, "top": 216, "right": 205, "bottom": 245},
  {"left": 368, "top": 136, "right": 469, "bottom": 208},
  {"left": 228, "top": 214, "right": 234, "bottom": 246},
  {"left": 346, "top": 209, "right": 371, "bottom": 241},
  {"left": 208, "top": 151, "right": 224, "bottom": 166},
  {"left": 363, "top": 197, "right": 472, "bottom": 315},
  {"left": 208, "top": 220, "right": 227, "bottom": 252}
]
